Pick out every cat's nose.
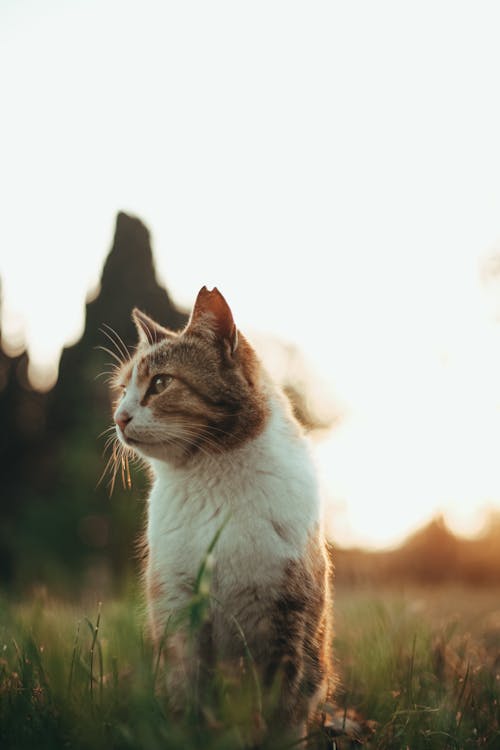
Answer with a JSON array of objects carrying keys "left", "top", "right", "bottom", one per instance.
[{"left": 115, "top": 410, "right": 132, "bottom": 433}]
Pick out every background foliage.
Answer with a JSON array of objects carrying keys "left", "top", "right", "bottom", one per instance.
[{"left": 0, "top": 213, "right": 187, "bottom": 596}]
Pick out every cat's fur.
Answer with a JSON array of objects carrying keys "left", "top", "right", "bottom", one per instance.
[{"left": 113, "top": 287, "right": 334, "bottom": 738}]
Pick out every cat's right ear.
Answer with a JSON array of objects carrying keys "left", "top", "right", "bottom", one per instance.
[
  {"left": 132, "top": 308, "right": 175, "bottom": 345},
  {"left": 188, "top": 286, "right": 238, "bottom": 355}
]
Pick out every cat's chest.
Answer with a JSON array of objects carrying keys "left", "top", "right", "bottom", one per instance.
[
  {"left": 146, "top": 454, "right": 316, "bottom": 608},
  {"left": 148, "top": 486, "right": 285, "bottom": 602}
]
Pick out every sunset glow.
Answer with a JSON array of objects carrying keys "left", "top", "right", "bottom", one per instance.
[{"left": 1, "top": 1, "right": 500, "bottom": 549}]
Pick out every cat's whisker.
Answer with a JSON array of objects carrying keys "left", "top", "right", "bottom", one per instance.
[
  {"left": 97, "top": 433, "right": 135, "bottom": 494},
  {"left": 166, "top": 424, "right": 239, "bottom": 458},
  {"left": 98, "top": 425, "right": 117, "bottom": 440},
  {"left": 100, "top": 327, "right": 129, "bottom": 364},
  {"left": 130, "top": 424, "right": 232, "bottom": 460},
  {"left": 102, "top": 361, "right": 122, "bottom": 371},
  {"left": 120, "top": 452, "right": 127, "bottom": 489},
  {"left": 145, "top": 326, "right": 154, "bottom": 345},
  {"left": 186, "top": 422, "right": 242, "bottom": 441},
  {"left": 95, "top": 371, "right": 123, "bottom": 385},
  {"left": 109, "top": 442, "right": 122, "bottom": 495},
  {"left": 95, "top": 363, "right": 125, "bottom": 387},
  {"left": 166, "top": 434, "right": 215, "bottom": 461},
  {"left": 135, "top": 425, "right": 218, "bottom": 461},
  {"left": 177, "top": 428, "right": 225, "bottom": 451},
  {"left": 167, "top": 428, "right": 232, "bottom": 462},
  {"left": 118, "top": 444, "right": 134, "bottom": 491},
  {"left": 101, "top": 323, "right": 131, "bottom": 363},
  {"left": 95, "top": 344, "right": 125, "bottom": 367},
  {"left": 97, "top": 447, "right": 117, "bottom": 489},
  {"left": 103, "top": 435, "right": 118, "bottom": 452},
  {"left": 95, "top": 370, "right": 117, "bottom": 381}
]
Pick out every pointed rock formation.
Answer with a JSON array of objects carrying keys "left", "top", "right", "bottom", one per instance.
[
  {"left": 87, "top": 211, "right": 187, "bottom": 344},
  {"left": 48, "top": 212, "right": 187, "bottom": 433}
]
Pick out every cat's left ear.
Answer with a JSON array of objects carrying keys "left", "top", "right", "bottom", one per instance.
[
  {"left": 188, "top": 286, "right": 238, "bottom": 355},
  {"left": 132, "top": 308, "right": 176, "bottom": 345}
]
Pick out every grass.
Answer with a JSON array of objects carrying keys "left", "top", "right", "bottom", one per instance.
[
  {"left": 335, "top": 586, "right": 500, "bottom": 748},
  {"left": 0, "top": 585, "right": 499, "bottom": 749}
]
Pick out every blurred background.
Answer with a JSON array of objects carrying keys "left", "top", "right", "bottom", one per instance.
[{"left": 1, "top": 1, "right": 500, "bottom": 598}]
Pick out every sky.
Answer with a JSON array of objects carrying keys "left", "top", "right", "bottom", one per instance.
[{"left": 1, "top": 1, "right": 500, "bottom": 549}]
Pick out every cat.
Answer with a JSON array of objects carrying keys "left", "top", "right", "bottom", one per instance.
[{"left": 112, "top": 286, "right": 334, "bottom": 741}]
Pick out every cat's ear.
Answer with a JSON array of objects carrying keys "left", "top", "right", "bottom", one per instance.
[
  {"left": 132, "top": 308, "right": 175, "bottom": 345},
  {"left": 188, "top": 286, "right": 238, "bottom": 355}
]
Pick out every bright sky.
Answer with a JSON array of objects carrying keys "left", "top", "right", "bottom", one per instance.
[{"left": 1, "top": 1, "right": 500, "bottom": 549}]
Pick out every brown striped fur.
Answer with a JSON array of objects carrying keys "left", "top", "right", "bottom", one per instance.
[{"left": 114, "top": 288, "right": 269, "bottom": 466}]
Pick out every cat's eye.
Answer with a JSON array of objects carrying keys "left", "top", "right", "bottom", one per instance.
[{"left": 150, "top": 374, "right": 173, "bottom": 395}]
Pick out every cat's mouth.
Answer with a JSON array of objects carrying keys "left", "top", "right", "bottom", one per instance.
[
  {"left": 118, "top": 431, "right": 143, "bottom": 447},
  {"left": 123, "top": 435, "right": 159, "bottom": 448},
  {"left": 125, "top": 436, "right": 148, "bottom": 446}
]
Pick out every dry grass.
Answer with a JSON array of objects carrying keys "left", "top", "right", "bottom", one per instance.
[{"left": 0, "top": 584, "right": 499, "bottom": 749}]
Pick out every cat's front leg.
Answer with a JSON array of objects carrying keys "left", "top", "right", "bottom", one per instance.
[
  {"left": 167, "top": 619, "right": 217, "bottom": 717},
  {"left": 163, "top": 629, "right": 194, "bottom": 713},
  {"left": 152, "top": 621, "right": 215, "bottom": 718}
]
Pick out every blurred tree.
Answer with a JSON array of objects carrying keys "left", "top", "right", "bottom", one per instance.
[
  {"left": 0, "top": 284, "right": 49, "bottom": 584},
  {"left": 0, "top": 213, "right": 187, "bottom": 595},
  {"left": 395, "top": 516, "right": 459, "bottom": 583}
]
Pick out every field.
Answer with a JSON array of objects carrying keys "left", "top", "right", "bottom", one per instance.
[{"left": 1, "top": 584, "right": 499, "bottom": 749}]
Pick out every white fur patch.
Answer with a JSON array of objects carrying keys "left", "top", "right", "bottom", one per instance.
[{"left": 145, "top": 389, "right": 323, "bottom": 640}]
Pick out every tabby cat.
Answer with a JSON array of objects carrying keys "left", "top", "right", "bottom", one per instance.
[{"left": 113, "top": 286, "right": 334, "bottom": 740}]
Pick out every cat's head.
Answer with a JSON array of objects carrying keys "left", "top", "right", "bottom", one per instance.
[{"left": 112, "top": 287, "right": 269, "bottom": 466}]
